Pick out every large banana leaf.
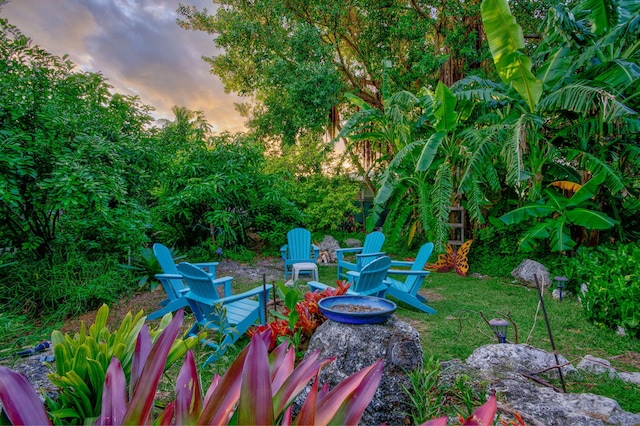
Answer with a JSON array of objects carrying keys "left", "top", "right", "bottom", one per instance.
[
  {"left": 518, "top": 221, "right": 551, "bottom": 252},
  {"left": 582, "top": 0, "right": 619, "bottom": 34},
  {"left": 499, "top": 203, "right": 555, "bottom": 225},
  {"left": 565, "top": 208, "right": 617, "bottom": 229},
  {"left": 434, "top": 82, "right": 457, "bottom": 132},
  {"left": 481, "top": 0, "right": 542, "bottom": 112},
  {"left": 416, "top": 131, "right": 446, "bottom": 172},
  {"left": 547, "top": 217, "right": 576, "bottom": 252}
]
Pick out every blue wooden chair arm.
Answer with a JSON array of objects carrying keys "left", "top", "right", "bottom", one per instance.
[
  {"left": 336, "top": 247, "right": 364, "bottom": 260},
  {"left": 387, "top": 269, "right": 431, "bottom": 277},
  {"left": 185, "top": 284, "right": 272, "bottom": 306},
  {"left": 280, "top": 244, "right": 288, "bottom": 260},
  {"left": 390, "top": 259, "right": 414, "bottom": 268},
  {"left": 193, "top": 262, "right": 219, "bottom": 276},
  {"left": 156, "top": 273, "right": 182, "bottom": 280},
  {"left": 155, "top": 273, "right": 186, "bottom": 299},
  {"left": 311, "top": 244, "right": 320, "bottom": 259},
  {"left": 346, "top": 270, "right": 361, "bottom": 281},
  {"left": 209, "top": 276, "right": 233, "bottom": 297}
]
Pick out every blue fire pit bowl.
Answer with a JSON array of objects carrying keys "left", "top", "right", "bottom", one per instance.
[{"left": 318, "top": 295, "right": 397, "bottom": 324}]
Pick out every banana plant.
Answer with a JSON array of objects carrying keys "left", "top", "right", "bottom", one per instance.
[{"left": 499, "top": 173, "right": 616, "bottom": 252}]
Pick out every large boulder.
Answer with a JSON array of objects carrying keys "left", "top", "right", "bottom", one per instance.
[
  {"left": 467, "top": 344, "right": 577, "bottom": 379},
  {"left": 436, "top": 345, "right": 640, "bottom": 425},
  {"left": 301, "top": 316, "right": 422, "bottom": 426},
  {"left": 511, "top": 259, "right": 551, "bottom": 288}
]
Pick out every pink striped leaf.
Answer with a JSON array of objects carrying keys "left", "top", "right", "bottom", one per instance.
[
  {"left": 129, "top": 324, "right": 151, "bottom": 397},
  {"left": 121, "top": 308, "right": 184, "bottom": 424},
  {"left": 313, "top": 360, "right": 384, "bottom": 426},
  {"left": 271, "top": 350, "right": 334, "bottom": 416},
  {"left": 98, "top": 357, "right": 127, "bottom": 426},
  {"left": 175, "top": 350, "right": 202, "bottom": 425},
  {"left": 0, "top": 366, "right": 51, "bottom": 425},
  {"left": 237, "top": 334, "right": 274, "bottom": 425}
]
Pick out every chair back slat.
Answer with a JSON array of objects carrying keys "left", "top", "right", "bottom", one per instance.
[
  {"left": 287, "top": 228, "right": 312, "bottom": 261},
  {"left": 362, "top": 231, "right": 385, "bottom": 254},
  {"left": 405, "top": 242, "right": 434, "bottom": 294},
  {"left": 153, "top": 243, "right": 179, "bottom": 275},
  {"left": 353, "top": 256, "right": 391, "bottom": 294}
]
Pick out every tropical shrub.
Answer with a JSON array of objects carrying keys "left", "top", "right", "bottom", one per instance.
[
  {"left": 0, "top": 251, "right": 131, "bottom": 319},
  {"left": 561, "top": 242, "right": 640, "bottom": 337},
  {"left": 151, "top": 132, "right": 301, "bottom": 250},
  {"left": 0, "top": 309, "right": 387, "bottom": 425},
  {"left": 248, "top": 281, "right": 351, "bottom": 354},
  {"left": 45, "top": 305, "right": 199, "bottom": 424},
  {"left": 0, "top": 19, "right": 154, "bottom": 260}
]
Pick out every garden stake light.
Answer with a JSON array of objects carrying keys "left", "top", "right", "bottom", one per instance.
[
  {"left": 489, "top": 318, "right": 509, "bottom": 343},
  {"left": 534, "top": 274, "right": 566, "bottom": 393},
  {"left": 554, "top": 276, "right": 568, "bottom": 301}
]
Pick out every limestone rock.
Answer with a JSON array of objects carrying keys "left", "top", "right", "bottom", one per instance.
[
  {"left": 511, "top": 259, "right": 551, "bottom": 288},
  {"left": 577, "top": 355, "right": 617, "bottom": 377},
  {"left": 618, "top": 372, "right": 640, "bottom": 386},
  {"left": 317, "top": 235, "right": 340, "bottom": 263},
  {"left": 466, "top": 344, "right": 577, "bottom": 379},
  {"left": 345, "top": 238, "right": 361, "bottom": 248},
  {"left": 302, "top": 316, "right": 422, "bottom": 426},
  {"left": 493, "top": 375, "right": 640, "bottom": 426}
]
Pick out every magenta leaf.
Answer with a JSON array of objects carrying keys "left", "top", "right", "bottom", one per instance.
[
  {"left": 198, "top": 339, "right": 251, "bottom": 424},
  {"left": 329, "top": 359, "right": 384, "bottom": 425},
  {"left": 272, "top": 350, "right": 334, "bottom": 416},
  {"left": 313, "top": 360, "right": 383, "bottom": 425},
  {"left": 98, "top": 358, "right": 127, "bottom": 425},
  {"left": 155, "top": 401, "right": 175, "bottom": 426},
  {"left": 269, "top": 341, "right": 295, "bottom": 394},
  {"left": 461, "top": 393, "right": 497, "bottom": 426},
  {"left": 202, "top": 374, "right": 221, "bottom": 408},
  {"left": 237, "top": 333, "right": 274, "bottom": 425},
  {"left": 293, "top": 371, "right": 319, "bottom": 426},
  {"left": 175, "top": 350, "right": 202, "bottom": 425},
  {"left": 419, "top": 417, "right": 448, "bottom": 426},
  {"left": 0, "top": 366, "right": 51, "bottom": 425},
  {"left": 121, "top": 308, "right": 184, "bottom": 424},
  {"left": 129, "top": 324, "right": 151, "bottom": 397}
]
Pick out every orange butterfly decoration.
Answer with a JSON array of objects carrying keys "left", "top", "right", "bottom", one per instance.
[{"left": 426, "top": 240, "right": 473, "bottom": 276}]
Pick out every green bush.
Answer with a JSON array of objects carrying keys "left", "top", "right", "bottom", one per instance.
[
  {"left": 563, "top": 242, "right": 640, "bottom": 337},
  {"left": 0, "top": 250, "right": 132, "bottom": 320}
]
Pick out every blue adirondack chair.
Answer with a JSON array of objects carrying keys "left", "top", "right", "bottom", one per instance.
[
  {"left": 336, "top": 231, "right": 386, "bottom": 278},
  {"left": 309, "top": 255, "right": 392, "bottom": 298},
  {"left": 384, "top": 242, "right": 436, "bottom": 314},
  {"left": 177, "top": 262, "right": 272, "bottom": 365},
  {"left": 147, "top": 243, "right": 219, "bottom": 321},
  {"left": 280, "top": 228, "right": 320, "bottom": 280}
]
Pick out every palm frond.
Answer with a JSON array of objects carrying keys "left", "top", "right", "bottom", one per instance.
[
  {"left": 538, "top": 81, "right": 636, "bottom": 121},
  {"left": 565, "top": 148, "right": 626, "bottom": 194},
  {"left": 500, "top": 118, "right": 525, "bottom": 187},
  {"left": 431, "top": 163, "right": 454, "bottom": 250}
]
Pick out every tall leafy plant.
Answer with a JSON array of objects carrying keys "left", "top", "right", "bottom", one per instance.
[
  {"left": 499, "top": 173, "right": 616, "bottom": 251},
  {"left": 481, "top": 0, "right": 639, "bottom": 218}
]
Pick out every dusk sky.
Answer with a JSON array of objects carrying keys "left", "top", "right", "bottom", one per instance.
[{"left": 2, "top": 0, "right": 246, "bottom": 133}]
